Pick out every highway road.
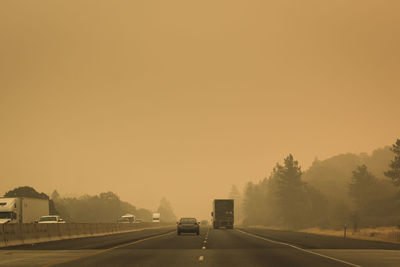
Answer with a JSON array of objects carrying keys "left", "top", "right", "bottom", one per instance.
[{"left": 1, "top": 226, "right": 400, "bottom": 267}]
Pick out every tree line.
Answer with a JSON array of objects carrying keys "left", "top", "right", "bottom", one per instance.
[
  {"left": 233, "top": 139, "right": 400, "bottom": 230},
  {"left": 3, "top": 186, "right": 177, "bottom": 223}
]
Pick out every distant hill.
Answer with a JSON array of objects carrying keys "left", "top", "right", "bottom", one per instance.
[{"left": 302, "top": 147, "right": 393, "bottom": 200}]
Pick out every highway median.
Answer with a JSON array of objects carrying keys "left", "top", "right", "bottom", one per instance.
[{"left": 0, "top": 223, "right": 174, "bottom": 248}]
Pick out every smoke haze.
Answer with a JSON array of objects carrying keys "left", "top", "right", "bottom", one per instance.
[{"left": 1, "top": 0, "right": 399, "bottom": 219}]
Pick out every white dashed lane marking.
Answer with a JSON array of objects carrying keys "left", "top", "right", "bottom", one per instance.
[{"left": 198, "top": 227, "right": 210, "bottom": 262}]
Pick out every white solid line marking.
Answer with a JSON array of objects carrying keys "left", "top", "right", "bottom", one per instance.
[
  {"left": 236, "top": 229, "right": 361, "bottom": 267},
  {"left": 41, "top": 231, "right": 175, "bottom": 267},
  {"left": 199, "top": 256, "right": 204, "bottom": 262}
]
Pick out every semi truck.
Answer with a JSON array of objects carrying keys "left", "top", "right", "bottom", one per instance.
[
  {"left": 211, "top": 199, "right": 234, "bottom": 229},
  {"left": 0, "top": 197, "right": 49, "bottom": 224}
]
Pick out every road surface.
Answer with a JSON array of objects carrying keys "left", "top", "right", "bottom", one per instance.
[{"left": 1, "top": 226, "right": 400, "bottom": 267}]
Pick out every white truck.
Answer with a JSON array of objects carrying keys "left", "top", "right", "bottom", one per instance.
[
  {"left": 152, "top": 212, "right": 160, "bottom": 223},
  {"left": 0, "top": 197, "right": 49, "bottom": 224}
]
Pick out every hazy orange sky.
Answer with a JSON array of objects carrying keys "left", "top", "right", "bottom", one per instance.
[{"left": 1, "top": 0, "right": 399, "bottom": 219}]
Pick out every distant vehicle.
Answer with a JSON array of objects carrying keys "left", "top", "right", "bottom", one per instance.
[
  {"left": 152, "top": 213, "right": 160, "bottom": 223},
  {"left": 211, "top": 199, "right": 234, "bottom": 229},
  {"left": 117, "top": 213, "right": 135, "bottom": 223},
  {"left": 38, "top": 215, "right": 65, "bottom": 223},
  {"left": 200, "top": 220, "right": 208, "bottom": 226},
  {"left": 0, "top": 197, "right": 49, "bottom": 224},
  {"left": 177, "top": 218, "right": 199, "bottom": 235}
]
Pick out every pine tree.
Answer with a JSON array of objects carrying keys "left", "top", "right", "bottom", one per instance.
[
  {"left": 384, "top": 139, "right": 400, "bottom": 186},
  {"left": 349, "top": 165, "right": 376, "bottom": 210},
  {"left": 273, "top": 154, "right": 306, "bottom": 229},
  {"left": 157, "top": 197, "right": 177, "bottom": 223}
]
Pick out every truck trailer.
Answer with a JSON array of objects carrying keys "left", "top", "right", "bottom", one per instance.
[
  {"left": 211, "top": 199, "right": 234, "bottom": 229},
  {"left": 0, "top": 197, "right": 49, "bottom": 224}
]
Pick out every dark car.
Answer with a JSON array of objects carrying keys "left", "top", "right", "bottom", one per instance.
[{"left": 177, "top": 218, "right": 199, "bottom": 235}]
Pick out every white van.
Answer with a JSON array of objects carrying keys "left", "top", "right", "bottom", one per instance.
[{"left": 152, "top": 213, "right": 160, "bottom": 223}]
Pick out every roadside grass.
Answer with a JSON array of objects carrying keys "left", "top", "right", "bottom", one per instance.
[
  {"left": 299, "top": 227, "right": 400, "bottom": 244},
  {"left": 247, "top": 225, "right": 400, "bottom": 244}
]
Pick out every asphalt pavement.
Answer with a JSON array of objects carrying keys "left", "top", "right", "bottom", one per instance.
[{"left": 1, "top": 226, "right": 400, "bottom": 267}]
